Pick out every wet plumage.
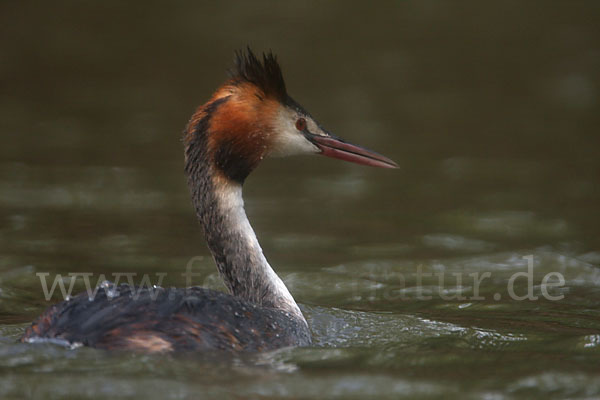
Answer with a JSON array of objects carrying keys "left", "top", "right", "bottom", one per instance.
[{"left": 23, "top": 283, "right": 310, "bottom": 352}]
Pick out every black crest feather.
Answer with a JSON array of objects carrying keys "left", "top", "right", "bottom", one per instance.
[{"left": 231, "top": 47, "right": 287, "bottom": 100}]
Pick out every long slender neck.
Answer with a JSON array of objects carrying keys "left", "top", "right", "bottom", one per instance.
[{"left": 184, "top": 103, "right": 305, "bottom": 323}]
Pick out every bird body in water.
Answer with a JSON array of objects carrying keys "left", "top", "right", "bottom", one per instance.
[{"left": 21, "top": 49, "right": 398, "bottom": 352}]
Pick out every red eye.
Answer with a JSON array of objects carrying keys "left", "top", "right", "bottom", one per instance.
[{"left": 295, "top": 118, "right": 307, "bottom": 131}]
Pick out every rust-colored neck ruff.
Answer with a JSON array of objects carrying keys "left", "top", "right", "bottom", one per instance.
[{"left": 185, "top": 83, "right": 279, "bottom": 183}]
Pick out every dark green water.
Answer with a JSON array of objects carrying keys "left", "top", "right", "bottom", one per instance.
[{"left": 1, "top": 2, "right": 599, "bottom": 399}]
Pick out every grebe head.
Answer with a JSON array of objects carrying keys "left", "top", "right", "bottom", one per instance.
[{"left": 185, "top": 48, "right": 397, "bottom": 184}]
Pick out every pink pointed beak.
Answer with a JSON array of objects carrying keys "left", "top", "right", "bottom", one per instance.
[{"left": 309, "top": 135, "right": 398, "bottom": 169}]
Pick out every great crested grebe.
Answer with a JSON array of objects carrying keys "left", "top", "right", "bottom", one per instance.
[{"left": 21, "top": 49, "right": 398, "bottom": 352}]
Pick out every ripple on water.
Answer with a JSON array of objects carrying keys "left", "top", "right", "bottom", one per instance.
[
  {"left": 441, "top": 209, "right": 570, "bottom": 238},
  {"left": 421, "top": 233, "right": 496, "bottom": 253},
  {"left": 0, "top": 163, "right": 167, "bottom": 210}
]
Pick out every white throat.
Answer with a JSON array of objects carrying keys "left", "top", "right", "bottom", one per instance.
[{"left": 213, "top": 180, "right": 305, "bottom": 323}]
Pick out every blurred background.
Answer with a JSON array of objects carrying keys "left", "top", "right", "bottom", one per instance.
[{"left": 1, "top": 2, "right": 599, "bottom": 399}]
